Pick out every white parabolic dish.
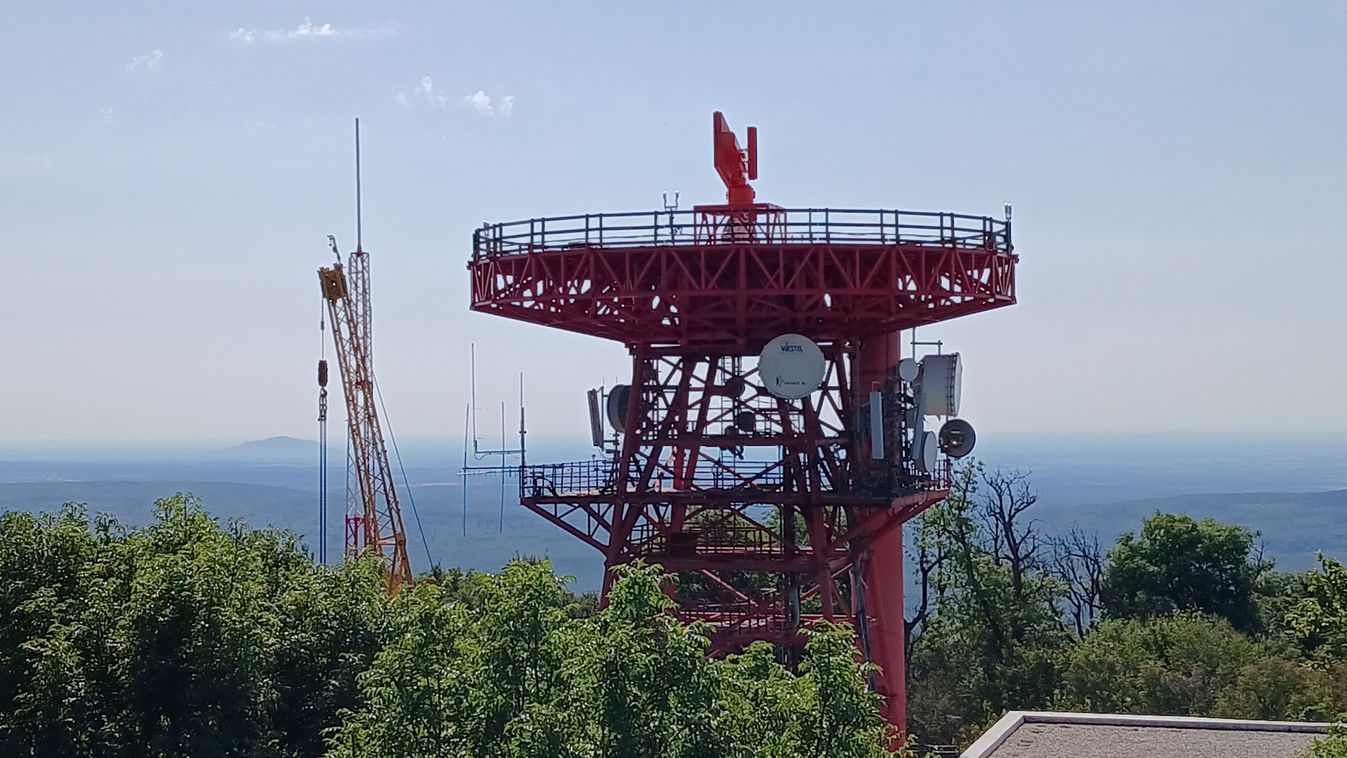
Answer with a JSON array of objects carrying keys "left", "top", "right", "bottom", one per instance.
[
  {"left": 919, "top": 353, "right": 962, "bottom": 417},
  {"left": 758, "top": 334, "right": 827, "bottom": 399}
]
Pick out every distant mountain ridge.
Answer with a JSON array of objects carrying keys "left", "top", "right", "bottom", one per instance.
[
  {"left": 217, "top": 436, "right": 318, "bottom": 461},
  {"left": 1036, "top": 489, "right": 1347, "bottom": 572}
]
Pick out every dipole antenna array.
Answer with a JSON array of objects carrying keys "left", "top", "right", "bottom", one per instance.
[{"left": 460, "top": 343, "right": 527, "bottom": 534}]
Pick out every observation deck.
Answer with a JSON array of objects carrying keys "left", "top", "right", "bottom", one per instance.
[{"left": 469, "top": 206, "right": 1017, "bottom": 349}]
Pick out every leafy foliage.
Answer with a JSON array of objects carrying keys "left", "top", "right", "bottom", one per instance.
[
  {"left": 0, "top": 496, "right": 389, "bottom": 757},
  {"left": 0, "top": 496, "right": 903, "bottom": 758},
  {"left": 6, "top": 470, "right": 1347, "bottom": 756},
  {"left": 904, "top": 462, "right": 1347, "bottom": 751},
  {"left": 1055, "top": 613, "right": 1257, "bottom": 715},
  {"left": 1101, "top": 512, "right": 1270, "bottom": 633},
  {"left": 1304, "top": 725, "right": 1347, "bottom": 758},
  {"left": 1287, "top": 556, "right": 1347, "bottom": 662},
  {"left": 1215, "top": 658, "right": 1347, "bottom": 722},
  {"left": 906, "top": 465, "right": 1068, "bottom": 745},
  {"left": 329, "top": 560, "right": 899, "bottom": 758}
]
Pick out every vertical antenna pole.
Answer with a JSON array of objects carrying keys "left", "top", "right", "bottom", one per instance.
[
  {"left": 470, "top": 343, "right": 478, "bottom": 454},
  {"left": 499, "top": 400, "right": 506, "bottom": 534},
  {"left": 355, "top": 117, "right": 363, "bottom": 252},
  {"left": 461, "top": 403, "right": 470, "bottom": 537},
  {"left": 518, "top": 373, "right": 526, "bottom": 469}
]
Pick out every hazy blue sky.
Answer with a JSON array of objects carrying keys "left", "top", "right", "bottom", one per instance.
[{"left": 2, "top": 1, "right": 1344, "bottom": 445}]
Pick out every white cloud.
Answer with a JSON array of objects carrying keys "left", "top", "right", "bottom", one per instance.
[
  {"left": 392, "top": 79, "right": 515, "bottom": 116},
  {"left": 415, "top": 76, "right": 448, "bottom": 107},
  {"left": 127, "top": 49, "right": 163, "bottom": 72},
  {"left": 230, "top": 16, "right": 387, "bottom": 43},
  {"left": 461, "top": 89, "right": 515, "bottom": 117},
  {"left": 395, "top": 76, "right": 451, "bottom": 109},
  {"left": 100, "top": 108, "right": 117, "bottom": 124},
  {"left": 463, "top": 89, "right": 492, "bottom": 114},
  {"left": 286, "top": 16, "right": 340, "bottom": 39}
]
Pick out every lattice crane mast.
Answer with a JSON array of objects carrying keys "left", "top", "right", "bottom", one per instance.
[{"left": 319, "top": 236, "right": 413, "bottom": 591}]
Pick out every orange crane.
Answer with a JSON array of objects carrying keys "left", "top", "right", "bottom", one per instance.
[{"left": 318, "top": 235, "right": 413, "bottom": 590}]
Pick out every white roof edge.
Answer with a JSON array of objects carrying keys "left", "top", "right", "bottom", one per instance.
[
  {"left": 960, "top": 711, "right": 1332, "bottom": 758},
  {"left": 960, "top": 711, "right": 1027, "bottom": 758}
]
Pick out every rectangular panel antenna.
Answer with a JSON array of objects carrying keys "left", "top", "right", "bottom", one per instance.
[
  {"left": 587, "top": 389, "right": 604, "bottom": 448},
  {"left": 869, "top": 390, "right": 885, "bottom": 460}
]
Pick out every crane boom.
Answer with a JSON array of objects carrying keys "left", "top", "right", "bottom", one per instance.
[{"left": 318, "top": 257, "right": 413, "bottom": 590}]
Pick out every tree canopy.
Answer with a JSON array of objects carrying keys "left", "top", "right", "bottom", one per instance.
[
  {"left": 904, "top": 466, "right": 1347, "bottom": 748},
  {"left": 0, "top": 495, "right": 906, "bottom": 758},
  {"left": 1100, "top": 512, "right": 1269, "bottom": 632},
  {"left": 5, "top": 470, "right": 1347, "bottom": 755}
]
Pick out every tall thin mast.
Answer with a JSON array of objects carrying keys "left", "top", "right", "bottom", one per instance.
[{"left": 316, "top": 119, "right": 412, "bottom": 589}]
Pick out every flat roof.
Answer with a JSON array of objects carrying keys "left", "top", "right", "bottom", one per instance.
[{"left": 962, "top": 711, "right": 1330, "bottom": 758}]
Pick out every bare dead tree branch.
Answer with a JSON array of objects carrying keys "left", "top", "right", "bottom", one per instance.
[
  {"left": 978, "top": 468, "right": 1041, "bottom": 600},
  {"left": 1047, "top": 527, "right": 1104, "bottom": 638}
]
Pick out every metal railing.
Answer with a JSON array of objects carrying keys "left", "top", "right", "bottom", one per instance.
[
  {"left": 521, "top": 459, "right": 620, "bottom": 498},
  {"left": 472, "top": 207, "right": 1011, "bottom": 258},
  {"left": 518, "top": 455, "right": 952, "bottom": 501},
  {"left": 630, "top": 519, "right": 780, "bottom": 556}
]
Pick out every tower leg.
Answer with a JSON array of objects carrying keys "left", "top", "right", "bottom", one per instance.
[
  {"left": 526, "top": 341, "right": 931, "bottom": 735},
  {"left": 857, "top": 330, "right": 909, "bottom": 733},
  {"left": 345, "top": 515, "right": 364, "bottom": 559},
  {"left": 862, "top": 524, "right": 907, "bottom": 732}
]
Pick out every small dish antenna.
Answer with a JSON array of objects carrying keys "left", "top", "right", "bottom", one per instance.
[
  {"left": 918, "top": 353, "right": 962, "bottom": 416},
  {"left": 606, "top": 384, "right": 632, "bottom": 433},
  {"left": 720, "top": 376, "right": 748, "bottom": 397},
  {"left": 758, "top": 333, "right": 826, "bottom": 399},
  {"left": 734, "top": 409, "right": 756, "bottom": 432},
  {"left": 897, "top": 358, "right": 920, "bottom": 383},
  {"left": 912, "top": 430, "right": 938, "bottom": 472},
  {"left": 938, "top": 418, "right": 977, "bottom": 459}
]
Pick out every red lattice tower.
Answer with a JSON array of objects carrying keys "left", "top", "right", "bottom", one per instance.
[{"left": 467, "top": 112, "right": 1017, "bottom": 731}]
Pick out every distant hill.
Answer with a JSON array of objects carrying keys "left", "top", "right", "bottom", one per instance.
[
  {"left": 216, "top": 436, "right": 319, "bottom": 462},
  {"left": 1034, "top": 489, "right": 1347, "bottom": 572},
  {"left": 3, "top": 434, "right": 1347, "bottom": 590},
  {"left": 0, "top": 477, "right": 605, "bottom": 590}
]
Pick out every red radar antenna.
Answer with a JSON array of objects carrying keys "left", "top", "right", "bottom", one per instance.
[
  {"left": 713, "top": 111, "right": 757, "bottom": 206},
  {"left": 467, "top": 110, "right": 1018, "bottom": 737}
]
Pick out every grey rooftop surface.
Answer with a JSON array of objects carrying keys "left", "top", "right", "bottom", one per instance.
[{"left": 962, "top": 711, "right": 1329, "bottom": 758}]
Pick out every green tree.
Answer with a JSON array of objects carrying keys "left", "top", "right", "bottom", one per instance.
[
  {"left": 1287, "top": 556, "right": 1347, "bottom": 662},
  {"left": 905, "top": 464, "right": 1068, "bottom": 747},
  {"left": 0, "top": 497, "right": 919, "bottom": 757},
  {"left": 1101, "top": 512, "right": 1270, "bottom": 633},
  {"left": 1304, "top": 725, "right": 1347, "bottom": 758},
  {"left": 0, "top": 496, "right": 390, "bottom": 758},
  {"left": 1215, "top": 657, "right": 1346, "bottom": 722},
  {"left": 1056, "top": 613, "right": 1257, "bottom": 716},
  {"left": 327, "top": 560, "right": 898, "bottom": 758}
]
